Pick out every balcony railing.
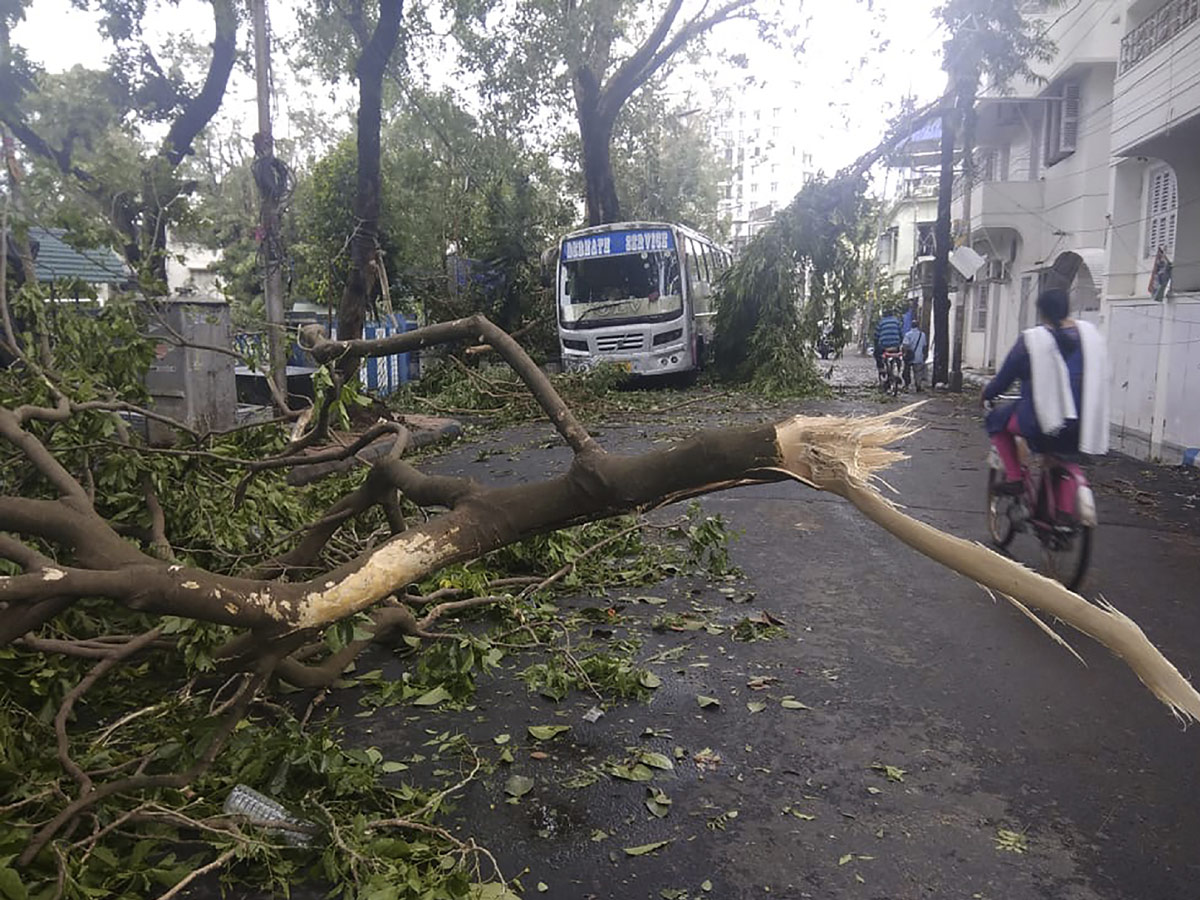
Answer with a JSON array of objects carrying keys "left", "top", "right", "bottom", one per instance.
[
  {"left": 901, "top": 175, "right": 940, "bottom": 200},
  {"left": 1120, "top": 0, "right": 1200, "bottom": 74}
]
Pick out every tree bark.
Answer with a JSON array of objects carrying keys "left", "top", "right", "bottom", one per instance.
[
  {"left": 577, "top": 87, "right": 621, "bottom": 227},
  {"left": 5, "top": 316, "right": 1200, "bottom": 727},
  {"left": 931, "top": 99, "right": 957, "bottom": 388},
  {"left": 336, "top": 0, "right": 404, "bottom": 346}
]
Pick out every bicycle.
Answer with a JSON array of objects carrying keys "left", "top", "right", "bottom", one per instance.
[{"left": 984, "top": 401, "right": 1097, "bottom": 590}]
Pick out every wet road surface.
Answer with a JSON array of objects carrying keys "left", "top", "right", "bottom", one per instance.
[{"left": 387, "top": 356, "right": 1200, "bottom": 900}]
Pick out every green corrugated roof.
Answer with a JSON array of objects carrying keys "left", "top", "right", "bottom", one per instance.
[{"left": 26, "top": 227, "right": 132, "bottom": 285}]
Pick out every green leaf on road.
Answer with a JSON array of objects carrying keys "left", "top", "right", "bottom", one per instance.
[
  {"left": 697, "top": 695, "right": 721, "bottom": 708},
  {"left": 870, "top": 763, "right": 906, "bottom": 782},
  {"left": 780, "top": 697, "right": 810, "bottom": 710},
  {"left": 504, "top": 775, "right": 534, "bottom": 798},
  {"left": 412, "top": 685, "right": 452, "bottom": 706},
  {"left": 783, "top": 806, "right": 815, "bottom": 820},
  {"left": 995, "top": 828, "right": 1028, "bottom": 853},
  {"left": 640, "top": 751, "right": 674, "bottom": 771},
  {"left": 645, "top": 787, "right": 672, "bottom": 818},
  {"left": 639, "top": 671, "right": 663, "bottom": 689},
  {"left": 746, "top": 700, "right": 767, "bottom": 714},
  {"left": 624, "top": 839, "right": 672, "bottom": 856},
  {"left": 608, "top": 762, "right": 655, "bottom": 782},
  {"left": 528, "top": 725, "right": 571, "bottom": 740},
  {"left": 493, "top": 733, "right": 511, "bottom": 745}
]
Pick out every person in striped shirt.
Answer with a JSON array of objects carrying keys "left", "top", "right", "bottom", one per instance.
[{"left": 873, "top": 309, "right": 904, "bottom": 378}]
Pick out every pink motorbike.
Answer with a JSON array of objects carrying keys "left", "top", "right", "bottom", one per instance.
[{"left": 985, "top": 399, "right": 1097, "bottom": 591}]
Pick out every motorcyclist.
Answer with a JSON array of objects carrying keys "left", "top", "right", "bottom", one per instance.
[
  {"left": 872, "top": 308, "right": 903, "bottom": 379},
  {"left": 981, "top": 288, "right": 1109, "bottom": 493}
]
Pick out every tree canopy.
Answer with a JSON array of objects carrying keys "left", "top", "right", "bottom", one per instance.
[
  {"left": 453, "top": 0, "right": 785, "bottom": 225},
  {"left": 0, "top": 0, "right": 239, "bottom": 285}
]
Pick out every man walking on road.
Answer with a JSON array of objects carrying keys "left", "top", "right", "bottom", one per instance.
[{"left": 902, "top": 318, "right": 928, "bottom": 392}]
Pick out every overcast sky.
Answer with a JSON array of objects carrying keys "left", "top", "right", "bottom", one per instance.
[{"left": 15, "top": 0, "right": 948, "bottom": 187}]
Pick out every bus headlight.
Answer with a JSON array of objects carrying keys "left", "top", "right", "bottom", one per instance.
[
  {"left": 562, "top": 338, "right": 588, "bottom": 352},
  {"left": 652, "top": 329, "right": 683, "bottom": 347}
]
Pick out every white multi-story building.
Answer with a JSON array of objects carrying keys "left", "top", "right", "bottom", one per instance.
[
  {"left": 713, "top": 93, "right": 817, "bottom": 253},
  {"left": 1105, "top": 0, "right": 1199, "bottom": 461},
  {"left": 877, "top": 169, "right": 940, "bottom": 305},
  {"left": 931, "top": 0, "right": 1199, "bottom": 464}
]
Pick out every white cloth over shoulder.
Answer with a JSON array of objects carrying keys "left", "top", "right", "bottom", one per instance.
[{"left": 1023, "top": 321, "right": 1109, "bottom": 455}]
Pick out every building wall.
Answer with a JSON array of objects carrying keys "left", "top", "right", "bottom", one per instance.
[
  {"left": 878, "top": 177, "right": 939, "bottom": 299},
  {"left": 957, "top": 49, "right": 1119, "bottom": 373},
  {"left": 1163, "top": 297, "right": 1200, "bottom": 452},
  {"left": 1103, "top": 0, "right": 1200, "bottom": 461},
  {"left": 1110, "top": 8, "right": 1200, "bottom": 156},
  {"left": 1108, "top": 301, "right": 1166, "bottom": 455},
  {"left": 166, "top": 241, "right": 223, "bottom": 301},
  {"left": 879, "top": 0, "right": 1199, "bottom": 464}
]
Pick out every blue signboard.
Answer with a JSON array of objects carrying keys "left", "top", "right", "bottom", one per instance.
[{"left": 561, "top": 229, "right": 675, "bottom": 261}]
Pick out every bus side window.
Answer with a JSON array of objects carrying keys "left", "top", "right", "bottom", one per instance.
[
  {"left": 689, "top": 238, "right": 713, "bottom": 316},
  {"left": 685, "top": 238, "right": 701, "bottom": 294},
  {"left": 700, "top": 245, "right": 714, "bottom": 283},
  {"left": 664, "top": 255, "right": 681, "bottom": 295}
]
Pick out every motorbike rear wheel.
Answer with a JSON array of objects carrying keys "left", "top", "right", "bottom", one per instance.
[
  {"left": 885, "top": 358, "right": 903, "bottom": 397},
  {"left": 1041, "top": 522, "right": 1092, "bottom": 591},
  {"left": 986, "top": 468, "right": 1018, "bottom": 548}
]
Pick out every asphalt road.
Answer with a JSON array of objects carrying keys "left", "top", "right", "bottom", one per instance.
[{"left": 354, "top": 354, "right": 1199, "bottom": 900}]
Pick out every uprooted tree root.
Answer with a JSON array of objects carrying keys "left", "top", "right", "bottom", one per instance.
[{"left": 3, "top": 313, "right": 1198, "bottom": 896}]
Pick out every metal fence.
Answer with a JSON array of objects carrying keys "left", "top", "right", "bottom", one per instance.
[
  {"left": 234, "top": 313, "right": 419, "bottom": 399},
  {"left": 1120, "top": 0, "right": 1200, "bottom": 73}
]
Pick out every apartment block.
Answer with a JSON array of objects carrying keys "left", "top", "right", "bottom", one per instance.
[
  {"left": 916, "top": 0, "right": 1199, "bottom": 463},
  {"left": 713, "top": 93, "right": 817, "bottom": 254}
]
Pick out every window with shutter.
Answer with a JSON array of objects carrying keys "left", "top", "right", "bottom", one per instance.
[
  {"left": 1059, "top": 83, "right": 1081, "bottom": 153},
  {"left": 973, "top": 285, "right": 989, "bottom": 332},
  {"left": 1044, "top": 81, "right": 1081, "bottom": 166},
  {"left": 1145, "top": 165, "right": 1178, "bottom": 258}
]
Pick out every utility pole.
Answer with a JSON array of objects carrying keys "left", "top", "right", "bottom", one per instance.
[
  {"left": 251, "top": 0, "right": 288, "bottom": 411},
  {"left": 949, "top": 76, "right": 978, "bottom": 393},
  {"left": 930, "top": 83, "right": 956, "bottom": 388}
]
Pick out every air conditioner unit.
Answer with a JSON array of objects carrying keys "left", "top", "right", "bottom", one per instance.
[{"left": 986, "top": 259, "right": 1011, "bottom": 282}]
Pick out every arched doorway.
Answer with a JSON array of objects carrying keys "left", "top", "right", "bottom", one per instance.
[{"left": 1048, "top": 250, "right": 1104, "bottom": 324}]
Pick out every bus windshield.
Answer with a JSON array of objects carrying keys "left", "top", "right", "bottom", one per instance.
[{"left": 559, "top": 251, "right": 682, "bottom": 327}]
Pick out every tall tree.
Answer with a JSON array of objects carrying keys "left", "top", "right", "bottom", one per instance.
[
  {"left": 0, "top": 0, "right": 238, "bottom": 286},
  {"left": 459, "top": 0, "right": 775, "bottom": 226},
  {"left": 289, "top": 88, "right": 573, "bottom": 333},
  {"left": 335, "top": 0, "right": 405, "bottom": 345},
  {"left": 929, "top": 0, "right": 1055, "bottom": 387}
]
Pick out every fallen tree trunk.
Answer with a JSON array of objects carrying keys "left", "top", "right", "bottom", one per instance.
[
  {"left": 4, "top": 313, "right": 1200, "bottom": 874},
  {"left": 2, "top": 315, "right": 1198, "bottom": 719}
]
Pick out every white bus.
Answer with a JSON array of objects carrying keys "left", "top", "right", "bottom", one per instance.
[{"left": 554, "top": 221, "right": 731, "bottom": 377}]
